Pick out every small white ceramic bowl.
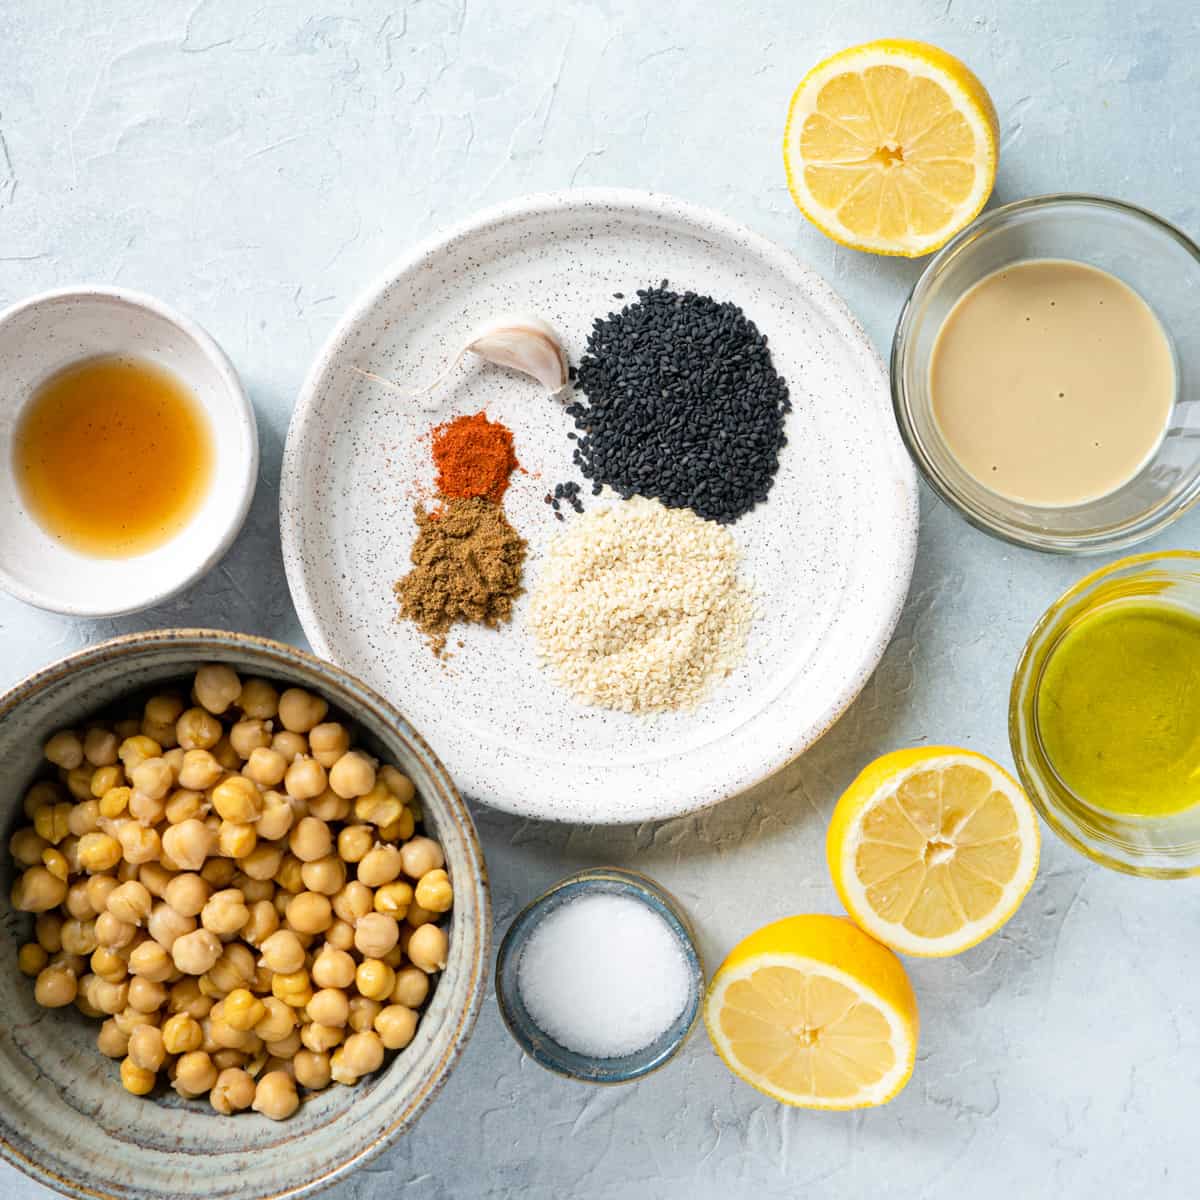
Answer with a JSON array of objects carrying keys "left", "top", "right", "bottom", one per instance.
[{"left": 0, "top": 287, "right": 258, "bottom": 616}]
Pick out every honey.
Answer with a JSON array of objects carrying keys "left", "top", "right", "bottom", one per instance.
[{"left": 14, "top": 356, "right": 214, "bottom": 558}]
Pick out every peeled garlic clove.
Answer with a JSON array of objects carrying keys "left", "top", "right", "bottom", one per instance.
[{"left": 465, "top": 316, "right": 568, "bottom": 394}]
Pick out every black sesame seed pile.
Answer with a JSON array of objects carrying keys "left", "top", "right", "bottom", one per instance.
[{"left": 563, "top": 283, "right": 791, "bottom": 524}]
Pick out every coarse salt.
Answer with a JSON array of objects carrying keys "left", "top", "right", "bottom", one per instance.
[{"left": 517, "top": 893, "right": 691, "bottom": 1058}]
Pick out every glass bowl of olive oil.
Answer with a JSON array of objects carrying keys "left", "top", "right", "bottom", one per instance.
[{"left": 1011, "top": 552, "right": 1200, "bottom": 876}]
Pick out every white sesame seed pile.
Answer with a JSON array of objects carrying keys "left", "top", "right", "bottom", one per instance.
[{"left": 528, "top": 497, "right": 755, "bottom": 713}]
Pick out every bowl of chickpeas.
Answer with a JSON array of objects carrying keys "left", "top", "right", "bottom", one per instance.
[{"left": 0, "top": 629, "right": 489, "bottom": 1200}]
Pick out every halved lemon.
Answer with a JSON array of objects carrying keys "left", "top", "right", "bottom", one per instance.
[
  {"left": 704, "top": 914, "right": 918, "bottom": 1109},
  {"left": 783, "top": 39, "right": 999, "bottom": 256},
  {"left": 827, "top": 747, "right": 1040, "bottom": 957}
]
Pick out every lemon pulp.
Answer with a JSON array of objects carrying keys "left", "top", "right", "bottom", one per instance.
[{"left": 1036, "top": 599, "right": 1200, "bottom": 817}]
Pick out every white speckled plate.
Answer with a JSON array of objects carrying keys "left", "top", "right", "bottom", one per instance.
[{"left": 281, "top": 190, "right": 918, "bottom": 824}]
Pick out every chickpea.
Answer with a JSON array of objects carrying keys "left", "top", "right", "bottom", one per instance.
[
  {"left": 324, "top": 919, "right": 355, "bottom": 953},
  {"left": 130, "top": 757, "right": 174, "bottom": 802},
  {"left": 18, "top": 943, "right": 48, "bottom": 977},
  {"left": 217, "top": 820, "right": 257, "bottom": 860},
  {"left": 235, "top": 841, "right": 282, "bottom": 882},
  {"left": 99, "top": 786, "right": 131, "bottom": 819},
  {"left": 65, "top": 765, "right": 96, "bottom": 802},
  {"left": 405, "top": 901, "right": 438, "bottom": 929},
  {"left": 200, "top": 856, "right": 237, "bottom": 888},
  {"left": 228, "top": 719, "right": 271, "bottom": 760},
  {"left": 83, "top": 727, "right": 119, "bottom": 767},
  {"left": 128, "top": 1024, "right": 166, "bottom": 1072},
  {"left": 330, "top": 826, "right": 368, "bottom": 866},
  {"left": 277, "top": 688, "right": 327, "bottom": 734},
  {"left": 90, "top": 978, "right": 129, "bottom": 1015},
  {"left": 308, "top": 788, "right": 351, "bottom": 823},
  {"left": 10, "top": 827, "right": 48, "bottom": 867},
  {"left": 310, "top": 947, "right": 355, "bottom": 992},
  {"left": 414, "top": 869, "right": 453, "bottom": 914},
  {"left": 253, "top": 1070, "right": 299, "bottom": 1120},
  {"left": 160, "top": 1012, "right": 202, "bottom": 1055},
  {"left": 35, "top": 912, "right": 64, "bottom": 953},
  {"left": 45, "top": 730, "right": 84, "bottom": 770},
  {"left": 87, "top": 946, "right": 124, "bottom": 985},
  {"left": 284, "top": 816, "right": 329, "bottom": 864},
  {"left": 61, "top": 918, "right": 98, "bottom": 957},
  {"left": 286, "top": 892, "right": 332, "bottom": 936},
  {"left": 193, "top": 665, "right": 242, "bottom": 716},
  {"left": 375, "top": 1004, "right": 418, "bottom": 1051},
  {"left": 63, "top": 880, "right": 94, "bottom": 922},
  {"left": 234, "top": 873, "right": 273, "bottom": 903},
  {"left": 84, "top": 876, "right": 118, "bottom": 917},
  {"left": 271, "top": 730, "right": 308, "bottom": 764},
  {"left": 328, "top": 751, "right": 375, "bottom": 800},
  {"left": 106, "top": 879, "right": 152, "bottom": 926},
  {"left": 275, "top": 854, "right": 305, "bottom": 894},
  {"left": 400, "top": 837, "right": 444, "bottom": 880},
  {"left": 120, "top": 1056, "right": 157, "bottom": 1095},
  {"left": 241, "top": 899, "right": 280, "bottom": 947},
  {"left": 174, "top": 1050, "right": 218, "bottom": 1098},
  {"left": 202, "top": 889, "right": 249, "bottom": 936},
  {"left": 14, "top": 865, "right": 68, "bottom": 912},
  {"left": 378, "top": 809, "right": 416, "bottom": 844},
  {"left": 128, "top": 975, "right": 168, "bottom": 1014},
  {"left": 355, "top": 959, "right": 395, "bottom": 1002},
  {"left": 162, "top": 788, "right": 204, "bottom": 826},
  {"left": 374, "top": 882, "right": 414, "bottom": 921},
  {"left": 354, "top": 783, "right": 402, "bottom": 828},
  {"left": 293, "top": 1048, "right": 331, "bottom": 1091},
  {"left": 97, "top": 1018, "right": 130, "bottom": 1058},
  {"left": 407, "top": 924, "right": 448, "bottom": 974},
  {"left": 300, "top": 855, "right": 345, "bottom": 896},
  {"left": 238, "top": 748, "right": 283, "bottom": 791},
  {"left": 208, "top": 1008, "right": 258, "bottom": 1051},
  {"left": 161, "top": 820, "right": 213, "bottom": 871},
  {"left": 354, "top": 912, "right": 400, "bottom": 960},
  {"left": 209, "top": 775, "right": 262, "bottom": 825},
  {"left": 129, "top": 939, "right": 173, "bottom": 983},
  {"left": 51, "top": 951, "right": 87, "bottom": 977},
  {"left": 210, "top": 1067, "right": 255, "bottom": 1115},
  {"left": 117, "top": 822, "right": 161, "bottom": 866},
  {"left": 347, "top": 996, "right": 382, "bottom": 1034},
  {"left": 161, "top": 874, "right": 209, "bottom": 919},
  {"left": 168, "top": 978, "right": 213, "bottom": 1019},
  {"left": 175, "top": 708, "right": 222, "bottom": 752},
  {"left": 41, "top": 846, "right": 69, "bottom": 882},
  {"left": 260, "top": 930, "right": 306, "bottom": 975},
  {"left": 307, "top": 988, "right": 350, "bottom": 1028},
  {"left": 357, "top": 844, "right": 402, "bottom": 888},
  {"left": 238, "top": 678, "right": 279, "bottom": 720},
  {"left": 391, "top": 966, "right": 430, "bottom": 1009},
  {"left": 251, "top": 995, "right": 293, "bottom": 1043},
  {"left": 284, "top": 757, "right": 327, "bottom": 804},
  {"left": 329, "top": 883, "right": 369, "bottom": 926},
  {"left": 334, "top": 1030, "right": 384, "bottom": 1083},
  {"left": 379, "top": 765, "right": 416, "bottom": 805},
  {"left": 176, "top": 749, "right": 221, "bottom": 791},
  {"left": 271, "top": 969, "right": 313, "bottom": 1009},
  {"left": 34, "top": 802, "right": 72, "bottom": 844},
  {"left": 72, "top": 799, "right": 105, "bottom": 841},
  {"left": 250, "top": 792, "right": 291, "bottom": 843},
  {"left": 300, "top": 1022, "right": 344, "bottom": 1054},
  {"left": 205, "top": 944, "right": 256, "bottom": 996},
  {"left": 307, "top": 722, "right": 349, "bottom": 768},
  {"left": 172, "top": 925, "right": 226, "bottom": 976},
  {"left": 118, "top": 735, "right": 162, "bottom": 773}
]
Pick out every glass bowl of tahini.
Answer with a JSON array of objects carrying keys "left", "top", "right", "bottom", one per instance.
[
  {"left": 1011, "top": 551, "right": 1200, "bottom": 877},
  {"left": 892, "top": 195, "right": 1200, "bottom": 553}
]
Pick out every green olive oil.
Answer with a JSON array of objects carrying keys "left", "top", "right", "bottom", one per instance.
[{"left": 1036, "top": 599, "right": 1200, "bottom": 817}]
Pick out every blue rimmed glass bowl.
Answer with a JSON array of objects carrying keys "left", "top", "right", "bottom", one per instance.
[{"left": 495, "top": 867, "right": 703, "bottom": 1084}]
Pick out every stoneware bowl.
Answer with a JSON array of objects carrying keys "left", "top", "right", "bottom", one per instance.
[
  {"left": 0, "top": 288, "right": 258, "bottom": 616},
  {"left": 0, "top": 630, "right": 489, "bottom": 1200}
]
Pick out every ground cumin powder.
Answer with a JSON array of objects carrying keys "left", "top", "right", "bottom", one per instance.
[{"left": 395, "top": 496, "right": 527, "bottom": 655}]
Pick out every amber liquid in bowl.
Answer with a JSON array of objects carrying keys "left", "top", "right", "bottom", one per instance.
[{"left": 14, "top": 356, "right": 214, "bottom": 558}]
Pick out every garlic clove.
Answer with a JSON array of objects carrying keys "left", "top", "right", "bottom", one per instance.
[
  {"left": 352, "top": 315, "right": 569, "bottom": 408},
  {"left": 465, "top": 316, "right": 569, "bottom": 394}
]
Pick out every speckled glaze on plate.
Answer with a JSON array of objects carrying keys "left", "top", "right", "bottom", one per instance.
[
  {"left": 280, "top": 189, "right": 918, "bottom": 823},
  {"left": 0, "top": 630, "right": 489, "bottom": 1200}
]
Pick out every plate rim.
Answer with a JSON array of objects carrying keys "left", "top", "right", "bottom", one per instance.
[{"left": 280, "top": 187, "right": 920, "bottom": 823}]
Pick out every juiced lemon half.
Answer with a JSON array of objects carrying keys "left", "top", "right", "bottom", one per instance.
[
  {"left": 783, "top": 39, "right": 999, "bottom": 256},
  {"left": 827, "top": 747, "right": 1040, "bottom": 957},
  {"left": 704, "top": 914, "right": 918, "bottom": 1109}
]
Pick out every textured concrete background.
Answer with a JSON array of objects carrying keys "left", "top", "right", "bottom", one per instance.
[{"left": 2, "top": 1, "right": 1199, "bottom": 1196}]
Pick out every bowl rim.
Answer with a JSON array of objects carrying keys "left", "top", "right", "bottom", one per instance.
[
  {"left": 890, "top": 193, "right": 1200, "bottom": 555},
  {"left": 0, "top": 627, "right": 491, "bottom": 1200},
  {"left": 1008, "top": 549, "right": 1200, "bottom": 877},
  {"left": 0, "top": 286, "right": 259, "bottom": 617}
]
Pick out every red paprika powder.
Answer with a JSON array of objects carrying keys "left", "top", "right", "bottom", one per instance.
[{"left": 431, "top": 411, "right": 519, "bottom": 504}]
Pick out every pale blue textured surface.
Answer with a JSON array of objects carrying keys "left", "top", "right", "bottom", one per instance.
[{"left": 1, "top": 1, "right": 1198, "bottom": 1197}]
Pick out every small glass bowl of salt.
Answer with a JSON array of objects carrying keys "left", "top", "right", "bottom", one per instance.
[{"left": 495, "top": 867, "right": 704, "bottom": 1083}]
